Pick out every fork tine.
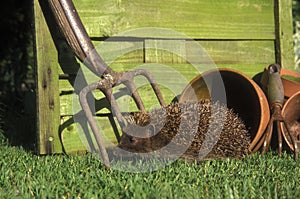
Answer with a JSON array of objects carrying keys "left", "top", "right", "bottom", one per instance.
[
  {"left": 50, "top": 0, "right": 167, "bottom": 167},
  {"left": 276, "top": 121, "right": 282, "bottom": 156},
  {"left": 120, "top": 69, "right": 166, "bottom": 107},
  {"left": 79, "top": 68, "right": 166, "bottom": 146},
  {"left": 79, "top": 82, "right": 110, "bottom": 168},
  {"left": 121, "top": 78, "right": 146, "bottom": 112},
  {"left": 261, "top": 118, "right": 274, "bottom": 154}
]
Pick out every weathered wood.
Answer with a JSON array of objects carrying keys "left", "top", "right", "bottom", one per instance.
[
  {"left": 59, "top": 61, "right": 267, "bottom": 115},
  {"left": 275, "top": 0, "right": 294, "bottom": 69},
  {"left": 60, "top": 62, "right": 269, "bottom": 154},
  {"left": 33, "top": 0, "right": 294, "bottom": 154},
  {"left": 34, "top": 0, "right": 62, "bottom": 154},
  {"left": 90, "top": 40, "right": 275, "bottom": 65},
  {"left": 145, "top": 40, "right": 187, "bottom": 63},
  {"left": 61, "top": 115, "right": 119, "bottom": 153},
  {"left": 95, "top": 41, "right": 144, "bottom": 65},
  {"left": 73, "top": 0, "right": 275, "bottom": 39},
  {"left": 191, "top": 41, "right": 275, "bottom": 64}
]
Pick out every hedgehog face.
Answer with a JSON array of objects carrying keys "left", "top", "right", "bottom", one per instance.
[{"left": 118, "top": 124, "right": 154, "bottom": 153}]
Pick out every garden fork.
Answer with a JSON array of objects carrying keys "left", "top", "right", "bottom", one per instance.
[
  {"left": 257, "top": 64, "right": 298, "bottom": 160},
  {"left": 47, "top": 0, "right": 166, "bottom": 168}
]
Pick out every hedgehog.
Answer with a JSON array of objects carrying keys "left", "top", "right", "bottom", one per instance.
[{"left": 118, "top": 99, "right": 251, "bottom": 162}]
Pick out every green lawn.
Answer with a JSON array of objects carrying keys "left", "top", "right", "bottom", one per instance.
[{"left": 0, "top": 134, "right": 299, "bottom": 199}]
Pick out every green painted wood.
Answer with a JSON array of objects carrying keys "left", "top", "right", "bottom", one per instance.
[
  {"left": 59, "top": 62, "right": 268, "bottom": 154},
  {"left": 59, "top": 62, "right": 267, "bottom": 115},
  {"left": 145, "top": 40, "right": 187, "bottom": 63},
  {"left": 34, "top": 0, "right": 62, "bottom": 154},
  {"left": 60, "top": 116, "right": 87, "bottom": 153},
  {"left": 61, "top": 115, "right": 119, "bottom": 153},
  {"left": 275, "top": 0, "right": 294, "bottom": 69},
  {"left": 33, "top": 0, "right": 294, "bottom": 154},
  {"left": 191, "top": 41, "right": 275, "bottom": 64},
  {"left": 91, "top": 40, "right": 275, "bottom": 65},
  {"left": 73, "top": 0, "right": 275, "bottom": 39},
  {"left": 94, "top": 41, "right": 144, "bottom": 65}
]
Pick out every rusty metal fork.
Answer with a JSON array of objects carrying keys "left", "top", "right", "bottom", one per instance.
[
  {"left": 48, "top": 0, "right": 166, "bottom": 168},
  {"left": 258, "top": 64, "right": 298, "bottom": 160}
]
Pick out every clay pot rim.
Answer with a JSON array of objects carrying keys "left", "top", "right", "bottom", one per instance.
[{"left": 280, "top": 91, "right": 300, "bottom": 151}]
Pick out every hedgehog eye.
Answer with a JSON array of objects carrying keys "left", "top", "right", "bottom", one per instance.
[{"left": 129, "top": 137, "right": 136, "bottom": 143}]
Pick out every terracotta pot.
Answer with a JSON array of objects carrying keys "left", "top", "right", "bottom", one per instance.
[
  {"left": 280, "top": 91, "right": 300, "bottom": 151},
  {"left": 281, "top": 78, "right": 300, "bottom": 98},
  {"left": 280, "top": 69, "right": 300, "bottom": 98},
  {"left": 179, "top": 68, "right": 270, "bottom": 152}
]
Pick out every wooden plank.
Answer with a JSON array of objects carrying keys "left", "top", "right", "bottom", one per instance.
[
  {"left": 275, "top": 0, "right": 294, "bottom": 69},
  {"left": 92, "top": 40, "right": 144, "bottom": 67},
  {"left": 60, "top": 116, "right": 87, "bottom": 153},
  {"left": 144, "top": 40, "right": 275, "bottom": 64},
  {"left": 60, "top": 115, "right": 119, "bottom": 154},
  {"left": 89, "top": 40, "right": 276, "bottom": 65},
  {"left": 33, "top": 0, "right": 294, "bottom": 154},
  {"left": 34, "top": 0, "right": 62, "bottom": 154},
  {"left": 189, "top": 41, "right": 275, "bottom": 64},
  {"left": 59, "top": 62, "right": 267, "bottom": 154},
  {"left": 145, "top": 40, "right": 186, "bottom": 63},
  {"left": 73, "top": 0, "right": 275, "bottom": 39},
  {"left": 59, "top": 62, "right": 266, "bottom": 115}
]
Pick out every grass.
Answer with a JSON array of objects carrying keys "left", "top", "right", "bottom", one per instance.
[{"left": 0, "top": 134, "right": 299, "bottom": 199}]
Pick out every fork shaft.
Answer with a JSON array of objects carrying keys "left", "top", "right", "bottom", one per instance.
[{"left": 48, "top": 0, "right": 114, "bottom": 77}]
